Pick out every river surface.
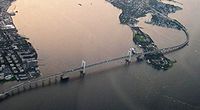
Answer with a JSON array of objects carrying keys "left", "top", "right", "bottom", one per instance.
[{"left": 0, "top": 0, "right": 200, "bottom": 110}]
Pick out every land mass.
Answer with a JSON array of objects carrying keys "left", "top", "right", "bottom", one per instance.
[
  {"left": 107, "top": 0, "right": 185, "bottom": 70},
  {"left": 0, "top": 0, "right": 187, "bottom": 83},
  {"left": 0, "top": 0, "right": 40, "bottom": 82}
]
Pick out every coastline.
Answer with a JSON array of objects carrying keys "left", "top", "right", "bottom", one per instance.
[
  {"left": 0, "top": 0, "right": 40, "bottom": 83},
  {"left": 1, "top": 1, "right": 200, "bottom": 110},
  {"left": 106, "top": 0, "right": 188, "bottom": 70}
]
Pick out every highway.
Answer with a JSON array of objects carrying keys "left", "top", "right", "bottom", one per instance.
[{"left": 0, "top": 6, "right": 190, "bottom": 101}]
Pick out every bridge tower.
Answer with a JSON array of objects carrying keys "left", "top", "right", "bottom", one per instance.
[
  {"left": 80, "top": 60, "right": 86, "bottom": 78},
  {"left": 125, "top": 49, "right": 132, "bottom": 64},
  {"left": 131, "top": 47, "right": 136, "bottom": 54}
]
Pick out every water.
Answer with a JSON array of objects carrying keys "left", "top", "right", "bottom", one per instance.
[
  {"left": 0, "top": 0, "right": 200, "bottom": 110},
  {"left": 10, "top": 0, "right": 133, "bottom": 75}
]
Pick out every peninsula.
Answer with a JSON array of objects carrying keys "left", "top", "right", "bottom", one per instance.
[
  {"left": 0, "top": 0, "right": 40, "bottom": 82},
  {"left": 107, "top": 0, "right": 186, "bottom": 70}
]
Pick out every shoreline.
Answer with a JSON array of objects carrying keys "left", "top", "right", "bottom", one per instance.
[
  {"left": 0, "top": 0, "right": 40, "bottom": 83},
  {"left": 106, "top": 0, "right": 188, "bottom": 70},
  {"left": 0, "top": 0, "right": 190, "bottom": 103}
]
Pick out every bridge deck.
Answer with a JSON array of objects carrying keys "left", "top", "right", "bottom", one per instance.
[{"left": 0, "top": 9, "right": 189, "bottom": 99}]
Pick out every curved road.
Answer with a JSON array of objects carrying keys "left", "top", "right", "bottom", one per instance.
[{"left": 0, "top": 7, "right": 189, "bottom": 101}]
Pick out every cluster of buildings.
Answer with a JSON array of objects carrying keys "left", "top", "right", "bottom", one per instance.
[
  {"left": 0, "top": 0, "right": 40, "bottom": 82},
  {"left": 107, "top": 0, "right": 149, "bottom": 25},
  {"left": 146, "top": 14, "right": 182, "bottom": 30},
  {"left": 151, "top": 1, "right": 182, "bottom": 15},
  {"left": 107, "top": 0, "right": 182, "bottom": 29},
  {"left": 106, "top": 0, "right": 183, "bottom": 70}
]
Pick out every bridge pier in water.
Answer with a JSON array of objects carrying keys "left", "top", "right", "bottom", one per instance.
[
  {"left": 42, "top": 80, "right": 45, "bottom": 87},
  {"left": 35, "top": 82, "right": 38, "bottom": 88},
  {"left": 16, "top": 86, "right": 20, "bottom": 94},
  {"left": 55, "top": 76, "right": 58, "bottom": 83},
  {"left": 29, "top": 82, "right": 32, "bottom": 89},
  {"left": 22, "top": 85, "right": 26, "bottom": 91},
  {"left": 48, "top": 78, "right": 52, "bottom": 85}
]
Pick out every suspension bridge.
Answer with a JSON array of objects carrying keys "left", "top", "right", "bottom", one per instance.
[{"left": 0, "top": 20, "right": 189, "bottom": 102}]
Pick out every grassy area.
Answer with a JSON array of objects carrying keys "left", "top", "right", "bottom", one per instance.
[
  {"left": 133, "top": 30, "right": 175, "bottom": 70},
  {"left": 134, "top": 34, "right": 146, "bottom": 43},
  {"left": 133, "top": 33, "right": 153, "bottom": 46}
]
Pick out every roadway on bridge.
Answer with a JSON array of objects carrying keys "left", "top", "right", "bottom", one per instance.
[{"left": 0, "top": 7, "right": 190, "bottom": 98}]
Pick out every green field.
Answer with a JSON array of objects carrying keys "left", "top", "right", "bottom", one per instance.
[{"left": 134, "top": 34, "right": 146, "bottom": 43}]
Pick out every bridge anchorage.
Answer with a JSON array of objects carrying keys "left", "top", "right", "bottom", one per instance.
[{"left": 80, "top": 60, "right": 86, "bottom": 78}]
